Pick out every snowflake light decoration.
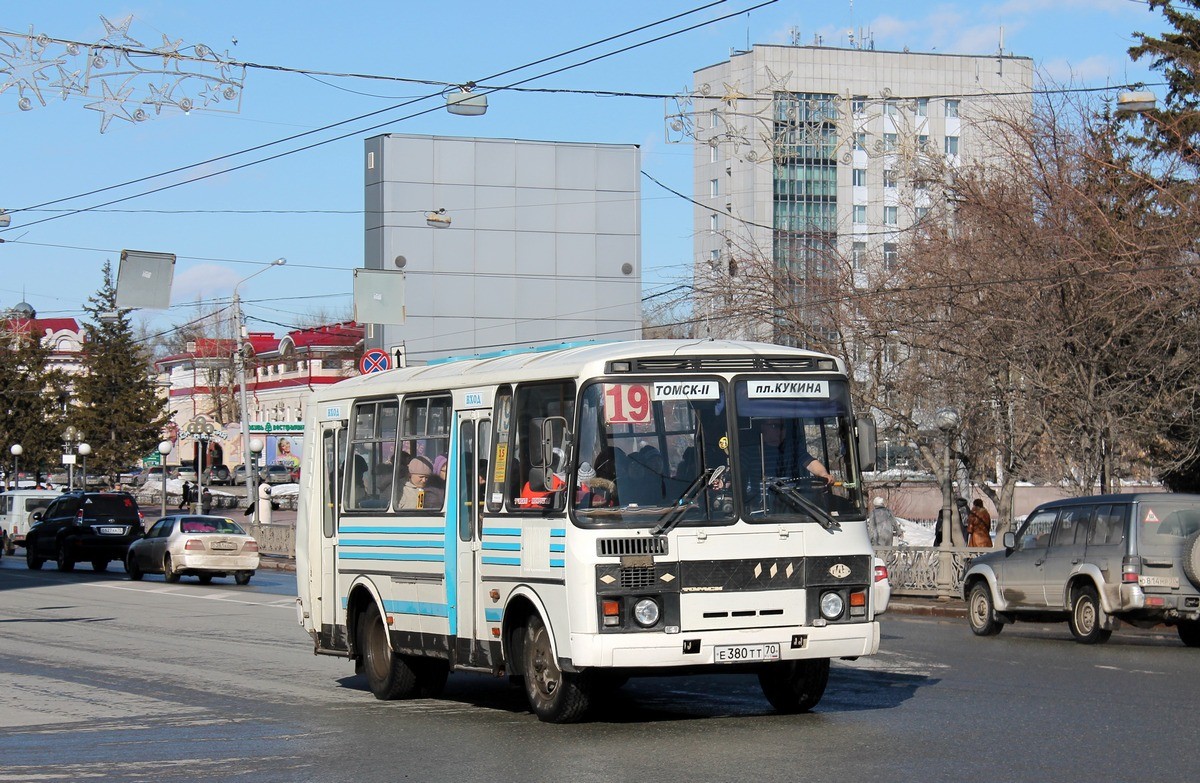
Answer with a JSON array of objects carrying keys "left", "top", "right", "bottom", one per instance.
[{"left": 0, "top": 14, "right": 246, "bottom": 133}]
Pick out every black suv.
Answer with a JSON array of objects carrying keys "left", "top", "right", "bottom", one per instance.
[{"left": 25, "top": 491, "right": 144, "bottom": 572}]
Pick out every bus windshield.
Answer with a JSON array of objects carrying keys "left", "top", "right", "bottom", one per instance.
[
  {"left": 733, "top": 378, "right": 866, "bottom": 522},
  {"left": 572, "top": 380, "right": 735, "bottom": 527}
]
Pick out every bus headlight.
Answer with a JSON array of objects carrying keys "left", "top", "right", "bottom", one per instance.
[
  {"left": 633, "top": 598, "right": 660, "bottom": 627},
  {"left": 819, "top": 591, "right": 845, "bottom": 620}
]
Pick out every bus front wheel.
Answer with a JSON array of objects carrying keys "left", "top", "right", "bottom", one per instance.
[
  {"left": 758, "top": 657, "right": 829, "bottom": 714},
  {"left": 521, "top": 614, "right": 590, "bottom": 723},
  {"left": 359, "top": 602, "right": 416, "bottom": 700}
]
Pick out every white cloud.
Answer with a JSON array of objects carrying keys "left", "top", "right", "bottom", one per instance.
[
  {"left": 170, "top": 263, "right": 243, "bottom": 305},
  {"left": 1042, "top": 54, "right": 1123, "bottom": 83}
]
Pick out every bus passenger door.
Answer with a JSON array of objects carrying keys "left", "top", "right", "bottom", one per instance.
[
  {"left": 455, "top": 413, "right": 491, "bottom": 667},
  {"left": 320, "top": 423, "right": 345, "bottom": 645}
]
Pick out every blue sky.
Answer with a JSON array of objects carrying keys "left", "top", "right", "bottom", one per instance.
[{"left": 0, "top": 0, "right": 1169, "bottom": 342}]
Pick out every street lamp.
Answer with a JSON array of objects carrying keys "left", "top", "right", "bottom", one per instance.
[
  {"left": 78, "top": 443, "right": 91, "bottom": 489},
  {"left": 62, "top": 425, "right": 83, "bottom": 490},
  {"left": 235, "top": 259, "right": 286, "bottom": 515},
  {"left": 158, "top": 440, "right": 173, "bottom": 522},
  {"left": 249, "top": 438, "right": 264, "bottom": 525},
  {"left": 935, "top": 407, "right": 961, "bottom": 598},
  {"left": 10, "top": 444, "right": 22, "bottom": 490}
]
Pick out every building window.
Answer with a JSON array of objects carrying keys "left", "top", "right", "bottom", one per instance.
[
  {"left": 883, "top": 169, "right": 897, "bottom": 189},
  {"left": 710, "top": 248, "right": 720, "bottom": 263},
  {"left": 853, "top": 205, "right": 868, "bottom": 224},
  {"left": 883, "top": 133, "right": 897, "bottom": 151},
  {"left": 883, "top": 242, "right": 898, "bottom": 269},
  {"left": 916, "top": 97, "right": 928, "bottom": 117},
  {"left": 710, "top": 179, "right": 719, "bottom": 198},
  {"left": 884, "top": 206, "right": 898, "bottom": 226},
  {"left": 945, "top": 136, "right": 960, "bottom": 155},
  {"left": 710, "top": 214, "right": 719, "bottom": 233},
  {"left": 855, "top": 132, "right": 866, "bottom": 151},
  {"left": 852, "top": 241, "right": 866, "bottom": 270},
  {"left": 710, "top": 108, "right": 719, "bottom": 128},
  {"left": 915, "top": 207, "right": 930, "bottom": 221},
  {"left": 946, "top": 99, "right": 960, "bottom": 118},
  {"left": 852, "top": 95, "right": 867, "bottom": 115},
  {"left": 883, "top": 99, "right": 899, "bottom": 117},
  {"left": 918, "top": 134, "right": 929, "bottom": 150},
  {"left": 321, "top": 358, "right": 342, "bottom": 370},
  {"left": 852, "top": 168, "right": 867, "bottom": 186},
  {"left": 710, "top": 144, "right": 718, "bottom": 163}
]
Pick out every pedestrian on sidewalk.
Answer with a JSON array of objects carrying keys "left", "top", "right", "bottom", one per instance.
[
  {"left": 868, "top": 497, "right": 900, "bottom": 547},
  {"left": 967, "top": 499, "right": 993, "bottom": 547}
]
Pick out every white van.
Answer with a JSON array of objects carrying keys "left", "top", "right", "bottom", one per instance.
[{"left": 2, "top": 489, "right": 61, "bottom": 555}]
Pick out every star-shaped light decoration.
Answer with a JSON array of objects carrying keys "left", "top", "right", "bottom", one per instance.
[
  {"left": 153, "top": 34, "right": 184, "bottom": 68},
  {"left": 98, "top": 14, "right": 143, "bottom": 50},
  {"left": 721, "top": 81, "right": 748, "bottom": 108},
  {"left": 760, "top": 66, "right": 793, "bottom": 95},
  {"left": 50, "top": 63, "right": 85, "bottom": 100},
  {"left": 145, "top": 80, "right": 174, "bottom": 114},
  {"left": 0, "top": 30, "right": 64, "bottom": 108},
  {"left": 84, "top": 79, "right": 136, "bottom": 132},
  {"left": 197, "top": 80, "right": 224, "bottom": 106}
]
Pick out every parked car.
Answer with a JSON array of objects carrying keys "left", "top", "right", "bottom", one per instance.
[
  {"left": 963, "top": 493, "right": 1200, "bottom": 646},
  {"left": 205, "top": 464, "right": 233, "bottom": 485},
  {"left": 176, "top": 463, "right": 198, "bottom": 483},
  {"left": 258, "top": 464, "right": 296, "bottom": 485},
  {"left": 1, "top": 489, "right": 59, "bottom": 555},
  {"left": 118, "top": 466, "right": 144, "bottom": 484},
  {"left": 25, "top": 491, "right": 144, "bottom": 572},
  {"left": 125, "top": 514, "right": 259, "bottom": 585},
  {"left": 873, "top": 557, "right": 891, "bottom": 615},
  {"left": 138, "top": 466, "right": 176, "bottom": 486}
]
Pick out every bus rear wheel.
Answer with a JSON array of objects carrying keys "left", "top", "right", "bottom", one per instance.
[
  {"left": 359, "top": 602, "right": 416, "bottom": 700},
  {"left": 521, "top": 613, "right": 590, "bottom": 723},
  {"left": 758, "top": 658, "right": 830, "bottom": 714}
]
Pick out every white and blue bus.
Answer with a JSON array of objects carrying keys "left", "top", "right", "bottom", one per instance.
[{"left": 295, "top": 339, "right": 881, "bottom": 722}]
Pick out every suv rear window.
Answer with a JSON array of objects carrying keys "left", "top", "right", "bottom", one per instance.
[
  {"left": 81, "top": 495, "right": 139, "bottom": 518},
  {"left": 1137, "top": 499, "right": 1200, "bottom": 545}
]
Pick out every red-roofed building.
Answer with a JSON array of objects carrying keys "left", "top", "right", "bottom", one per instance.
[
  {"left": 155, "top": 322, "right": 363, "bottom": 471},
  {"left": 3, "top": 302, "right": 85, "bottom": 376}
]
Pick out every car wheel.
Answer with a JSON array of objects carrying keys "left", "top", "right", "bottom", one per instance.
[
  {"left": 521, "top": 613, "right": 591, "bottom": 723},
  {"left": 967, "top": 582, "right": 1003, "bottom": 636},
  {"left": 56, "top": 542, "right": 76, "bottom": 572},
  {"left": 358, "top": 602, "right": 416, "bottom": 700},
  {"left": 1177, "top": 621, "right": 1200, "bottom": 648},
  {"left": 91, "top": 559, "right": 108, "bottom": 572},
  {"left": 126, "top": 554, "right": 143, "bottom": 581},
  {"left": 198, "top": 573, "right": 213, "bottom": 585},
  {"left": 1069, "top": 584, "right": 1112, "bottom": 644},
  {"left": 758, "top": 658, "right": 830, "bottom": 714},
  {"left": 234, "top": 570, "right": 253, "bottom": 585},
  {"left": 163, "top": 553, "right": 180, "bottom": 583},
  {"left": 26, "top": 543, "right": 43, "bottom": 570}
]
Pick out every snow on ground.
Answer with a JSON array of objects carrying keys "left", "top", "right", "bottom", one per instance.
[{"left": 897, "top": 517, "right": 935, "bottom": 546}]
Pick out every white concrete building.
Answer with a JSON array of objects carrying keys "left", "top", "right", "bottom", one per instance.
[
  {"left": 364, "top": 134, "right": 643, "bottom": 364},
  {"left": 690, "top": 44, "right": 1033, "bottom": 343}
]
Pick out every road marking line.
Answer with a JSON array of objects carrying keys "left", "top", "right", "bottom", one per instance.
[{"left": 94, "top": 582, "right": 293, "bottom": 609}]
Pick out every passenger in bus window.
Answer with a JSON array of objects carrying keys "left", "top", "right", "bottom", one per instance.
[
  {"left": 431, "top": 455, "right": 448, "bottom": 490},
  {"left": 398, "top": 456, "right": 442, "bottom": 509}
]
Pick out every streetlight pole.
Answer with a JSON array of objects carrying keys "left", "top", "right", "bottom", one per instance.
[
  {"left": 158, "top": 440, "right": 172, "bottom": 523},
  {"left": 935, "top": 407, "right": 961, "bottom": 598},
  {"left": 63, "top": 425, "right": 81, "bottom": 490},
  {"left": 78, "top": 443, "right": 91, "bottom": 489},
  {"left": 235, "top": 258, "right": 286, "bottom": 518},
  {"left": 10, "top": 444, "right": 21, "bottom": 490},
  {"left": 249, "top": 438, "right": 264, "bottom": 525}
]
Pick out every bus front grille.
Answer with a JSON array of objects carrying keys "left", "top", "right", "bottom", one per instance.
[{"left": 597, "top": 537, "right": 668, "bottom": 557}]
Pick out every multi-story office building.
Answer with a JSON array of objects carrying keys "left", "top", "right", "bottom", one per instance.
[{"left": 690, "top": 44, "right": 1033, "bottom": 344}]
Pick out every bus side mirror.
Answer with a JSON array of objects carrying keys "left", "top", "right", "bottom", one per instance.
[
  {"left": 539, "top": 416, "right": 570, "bottom": 491},
  {"left": 856, "top": 417, "right": 877, "bottom": 471}
]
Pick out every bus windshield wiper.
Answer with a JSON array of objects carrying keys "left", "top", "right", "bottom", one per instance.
[
  {"left": 652, "top": 465, "right": 726, "bottom": 537},
  {"left": 768, "top": 479, "right": 841, "bottom": 532}
]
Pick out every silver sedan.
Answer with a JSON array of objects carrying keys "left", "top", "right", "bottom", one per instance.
[{"left": 126, "top": 515, "right": 260, "bottom": 585}]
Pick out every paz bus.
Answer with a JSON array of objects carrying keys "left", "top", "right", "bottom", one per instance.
[{"left": 295, "top": 339, "right": 881, "bottom": 722}]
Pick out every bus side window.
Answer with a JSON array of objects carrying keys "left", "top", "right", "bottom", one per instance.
[{"left": 507, "top": 381, "right": 575, "bottom": 513}]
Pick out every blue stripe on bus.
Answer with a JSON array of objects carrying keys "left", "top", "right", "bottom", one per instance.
[
  {"left": 339, "top": 552, "right": 445, "bottom": 563},
  {"left": 550, "top": 559, "right": 564, "bottom": 568},
  {"left": 383, "top": 600, "right": 448, "bottom": 618},
  {"left": 339, "top": 539, "right": 444, "bottom": 549},
  {"left": 482, "top": 556, "right": 520, "bottom": 566},
  {"left": 550, "top": 543, "right": 564, "bottom": 553},
  {"left": 482, "top": 541, "right": 521, "bottom": 551},
  {"left": 550, "top": 528, "right": 565, "bottom": 537},
  {"left": 484, "top": 608, "right": 503, "bottom": 622},
  {"left": 339, "top": 525, "right": 444, "bottom": 534},
  {"left": 483, "top": 527, "right": 522, "bottom": 537}
]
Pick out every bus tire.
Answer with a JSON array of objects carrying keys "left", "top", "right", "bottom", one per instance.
[
  {"left": 521, "top": 613, "right": 590, "bottom": 723},
  {"left": 758, "top": 658, "right": 830, "bottom": 714},
  {"left": 359, "top": 602, "right": 416, "bottom": 700}
]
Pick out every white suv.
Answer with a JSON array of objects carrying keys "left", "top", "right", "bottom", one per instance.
[{"left": 963, "top": 493, "right": 1200, "bottom": 646}]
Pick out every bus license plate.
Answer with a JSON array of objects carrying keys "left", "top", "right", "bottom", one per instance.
[{"left": 714, "top": 643, "right": 780, "bottom": 663}]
